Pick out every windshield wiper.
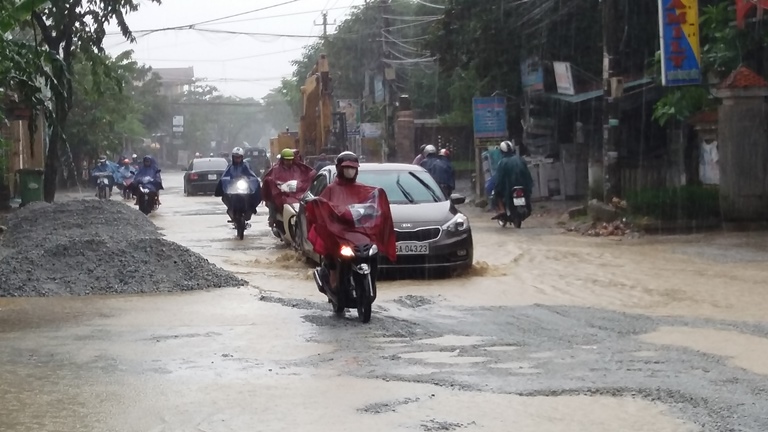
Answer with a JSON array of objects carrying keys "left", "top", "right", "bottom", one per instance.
[
  {"left": 408, "top": 171, "right": 440, "bottom": 202},
  {"left": 395, "top": 174, "right": 415, "bottom": 204}
]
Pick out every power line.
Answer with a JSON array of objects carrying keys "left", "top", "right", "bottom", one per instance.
[
  {"left": 190, "top": 5, "right": 356, "bottom": 26},
  {"left": 105, "top": 0, "right": 301, "bottom": 36},
  {"left": 134, "top": 47, "right": 304, "bottom": 63}
]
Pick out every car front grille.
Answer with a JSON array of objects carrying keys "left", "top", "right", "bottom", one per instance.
[{"left": 395, "top": 227, "right": 441, "bottom": 243}]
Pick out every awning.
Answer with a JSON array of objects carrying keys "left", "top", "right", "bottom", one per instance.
[{"left": 544, "top": 78, "right": 654, "bottom": 103}]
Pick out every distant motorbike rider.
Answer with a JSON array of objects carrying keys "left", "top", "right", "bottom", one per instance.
[
  {"left": 131, "top": 154, "right": 139, "bottom": 165},
  {"left": 420, "top": 144, "right": 455, "bottom": 198},
  {"left": 132, "top": 155, "right": 164, "bottom": 206},
  {"left": 314, "top": 153, "right": 331, "bottom": 171},
  {"left": 194, "top": 152, "right": 202, "bottom": 159},
  {"left": 439, "top": 149, "right": 451, "bottom": 160},
  {"left": 493, "top": 140, "right": 533, "bottom": 216},
  {"left": 90, "top": 155, "right": 121, "bottom": 197},
  {"left": 412, "top": 144, "right": 428, "bottom": 165},
  {"left": 261, "top": 148, "right": 315, "bottom": 228},
  {"left": 308, "top": 151, "right": 397, "bottom": 293},
  {"left": 215, "top": 147, "right": 261, "bottom": 223}
]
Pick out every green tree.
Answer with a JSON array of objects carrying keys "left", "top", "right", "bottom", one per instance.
[
  {"left": 0, "top": 0, "right": 57, "bottom": 189},
  {"left": 31, "top": 0, "right": 161, "bottom": 202}
]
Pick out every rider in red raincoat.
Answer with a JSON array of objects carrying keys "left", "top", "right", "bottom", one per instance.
[
  {"left": 306, "top": 152, "right": 397, "bottom": 292},
  {"left": 261, "top": 148, "right": 316, "bottom": 228}
]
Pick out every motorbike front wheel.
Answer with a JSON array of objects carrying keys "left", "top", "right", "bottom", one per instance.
[
  {"left": 355, "top": 273, "right": 373, "bottom": 323},
  {"left": 139, "top": 195, "right": 151, "bottom": 215},
  {"left": 98, "top": 187, "right": 107, "bottom": 200},
  {"left": 235, "top": 215, "right": 246, "bottom": 240}
]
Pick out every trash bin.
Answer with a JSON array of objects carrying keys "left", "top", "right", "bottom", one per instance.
[{"left": 16, "top": 168, "right": 44, "bottom": 206}]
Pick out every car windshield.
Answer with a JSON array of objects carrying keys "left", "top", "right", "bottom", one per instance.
[
  {"left": 356, "top": 170, "right": 445, "bottom": 204},
  {"left": 194, "top": 159, "right": 228, "bottom": 171}
]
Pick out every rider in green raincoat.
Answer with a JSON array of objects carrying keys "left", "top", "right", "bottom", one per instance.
[{"left": 493, "top": 140, "right": 534, "bottom": 215}]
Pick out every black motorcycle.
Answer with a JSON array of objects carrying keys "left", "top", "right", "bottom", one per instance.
[
  {"left": 314, "top": 242, "right": 379, "bottom": 323},
  {"left": 134, "top": 175, "right": 159, "bottom": 215},
  {"left": 223, "top": 176, "right": 259, "bottom": 240},
  {"left": 493, "top": 186, "right": 530, "bottom": 229}
]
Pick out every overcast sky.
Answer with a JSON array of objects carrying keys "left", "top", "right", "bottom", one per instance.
[{"left": 104, "top": 0, "right": 366, "bottom": 100}]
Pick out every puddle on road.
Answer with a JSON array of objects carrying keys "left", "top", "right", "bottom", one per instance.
[
  {"left": 399, "top": 350, "right": 491, "bottom": 364},
  {"left": 3, "top": 373, "right": 692, "bottom": 432},
  {"left": 483, "top": 345, "right": 520, "bottom": 352},
  {"left": 640, "top": 326, "right": 768, "bottom": 376},
  {"left": 416, "top": 335, "right": 491, "bottom": 346},
  {"left": 489, "top": 361, "right": 542, "bottom": 374}
]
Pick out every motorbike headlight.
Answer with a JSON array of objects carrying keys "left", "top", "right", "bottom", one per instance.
[
  {"left": 235, "top": 179, "right": 249, "bottom": 193},
  {"left": 442, "top": 213, "right": 470, "bottom": 232},
  {"left": 369, "top": 244, "right": 379, "bottom": 256},
  {"left": 340, "top": 245, "right": 355, "bottom": 257}
]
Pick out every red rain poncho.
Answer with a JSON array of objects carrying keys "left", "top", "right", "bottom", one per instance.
[
  {"left": 306, "top": 179, "right": 397, "bottom": 262},
  {"left": 261, "top": 161, "right": 315, "bottom": 209}
]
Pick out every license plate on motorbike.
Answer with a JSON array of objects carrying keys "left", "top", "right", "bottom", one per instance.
[
  {"left": 207, "top": 174, "right": 217, "bottom": 180},
  {"left": 513, "top": 198, "right": 526, "bottom": 206},
  {"left": 396, "top": 242, "right": 429, "bottom": 255}
]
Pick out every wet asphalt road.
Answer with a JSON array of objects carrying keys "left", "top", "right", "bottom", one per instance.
[{"left": 1, "top": 171, "right": 768, "bottom": 431}]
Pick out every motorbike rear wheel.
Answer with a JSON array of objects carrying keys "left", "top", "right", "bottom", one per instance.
[{"left": 98, "top": 187, "right": 107, "bottom": 200}]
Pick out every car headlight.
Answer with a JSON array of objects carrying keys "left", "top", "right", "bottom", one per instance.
[{"left": 442, "top": 213, "right": 469, "bottom": 232}]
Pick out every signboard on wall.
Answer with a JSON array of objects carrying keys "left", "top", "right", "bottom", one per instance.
[
  {"left": 337, "top": 99, "right": 361, "bottom": 137},
  {"left": 553, "top": 61, "right": 576, "bottom": 95},
  {"left": 472, "top": 97, "right": 508, "bottom": 139},
  {"left": 520, "top": 57, "right": 544, "bottom": 92},
  {"left": 658, "top": 0, "right": 702, "bottom": 86}
]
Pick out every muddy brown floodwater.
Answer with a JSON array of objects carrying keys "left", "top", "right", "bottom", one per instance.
[{"left": 1, "top": 172, "right": 767, "bottom": 431}]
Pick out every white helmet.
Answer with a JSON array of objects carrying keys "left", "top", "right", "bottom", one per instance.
[
  {"left": 423, "top": 144, "right": 437, "bottom": 155},
  {"left": 500, "top": 140, "right": 516, "bottom": 154},
  {"left": 231, "top": 147, "right": 245, "bottom": 157}
]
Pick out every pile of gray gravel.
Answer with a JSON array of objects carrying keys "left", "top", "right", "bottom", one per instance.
[{"left": 0, "top": 199, "right": 246, "bottom": 297}]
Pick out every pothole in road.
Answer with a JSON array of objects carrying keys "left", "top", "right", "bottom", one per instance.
[
  {"left": 640, "top": 326, "right": 768, "bottom": 376},
  {"left": 399, "top": 350, "right": 491, "bottom": 364}
]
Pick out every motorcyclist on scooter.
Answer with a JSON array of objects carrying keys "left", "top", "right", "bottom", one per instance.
[
  {"left": 493, "top": 140, "right": 533, "bottom": 217},
  {"left": 420, "top": 144, "right": 455, "bottom": 198},
  {"left": 307, "top": 152, "right": 397, "bottom": 293},
  {"left": 261, "top": 148, "right": 315, "bottom": 229},
  {"left": 215, "top": 147, "right": 262, "bottom": 223},
  {"left": 132, "top": 155, "right": 163, "bottom": 206},
  {"left": 91, "top": 155, "right": 121, "bottom": 197}
]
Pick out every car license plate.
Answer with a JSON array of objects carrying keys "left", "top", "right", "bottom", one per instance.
[
  {"left": 513, "top": 197, "right": 526, "bottom": 206},
  {"left": 397, "top": 242, "right": 429, "bottom": 255},
  {"left": 207, "top": 174, "right": 217, "bottom": 180}
]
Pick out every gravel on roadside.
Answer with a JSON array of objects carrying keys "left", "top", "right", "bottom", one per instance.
[{"left": 0, "top": 199, "right": 246, "bottom": 297}]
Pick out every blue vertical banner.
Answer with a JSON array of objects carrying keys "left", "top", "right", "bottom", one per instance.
[
  {"left": 658, "top": 0, "right": 702, "bottom": 86},
  {"left": 472, "top": 97, "right": 508, "bottom": 139}
]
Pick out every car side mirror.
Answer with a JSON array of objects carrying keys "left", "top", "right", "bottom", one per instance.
[{"left": 450, "top": 194, "right": 466, "bottom": 205}]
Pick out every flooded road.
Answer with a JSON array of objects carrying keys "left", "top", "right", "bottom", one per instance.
[{"left": 1, "top": 172, "right": 767, "bottom": 431}]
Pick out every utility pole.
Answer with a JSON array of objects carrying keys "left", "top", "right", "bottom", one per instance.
[
  {"left": 601, "top": 0, "right": 622, "bottom": 202},
  {"left": 315, "top": 11, "right": 335, "bottom": 48},
  {"left": 380, "top": 0, "right": 392, "bottom": 162}
]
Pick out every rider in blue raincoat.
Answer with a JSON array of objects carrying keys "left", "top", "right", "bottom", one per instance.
[
  {"left": 215, "top": 147, "right": 262, "bottom": 222},
  {"left": 131, "top": 155, "right": 164, "bottom": 205},
  {"left": 90, "top": 155, "right": 122, "bottom": 196},
  {"left": 419, "top": 144, "right": 455, "bottom": 198}
]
